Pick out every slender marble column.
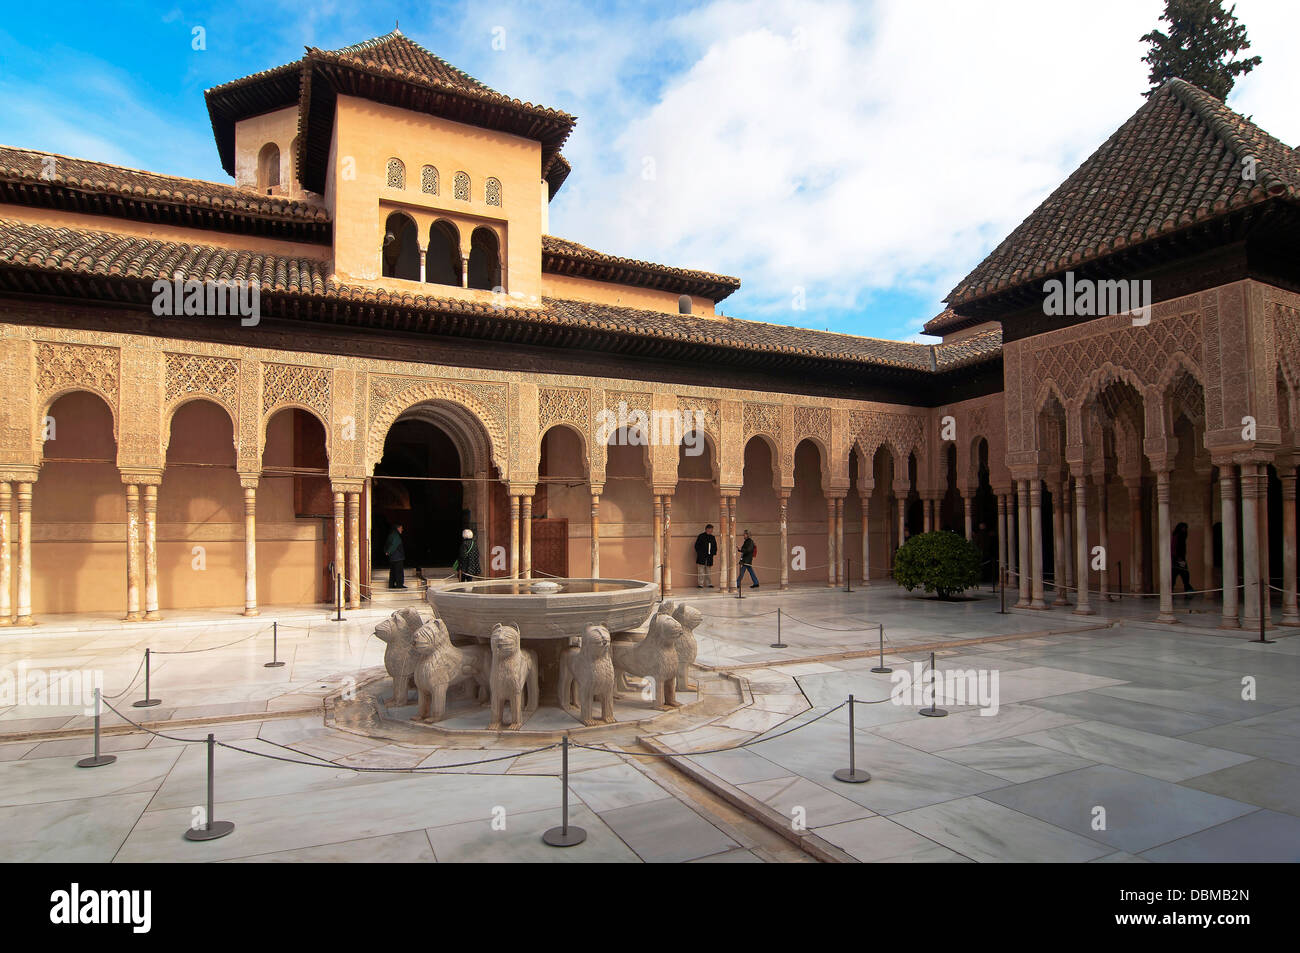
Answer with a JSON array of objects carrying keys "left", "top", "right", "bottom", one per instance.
[
  {"left": 1008, "top": 488, "right": 1018, "bottom": 588},
  {"left": 1127, "top": 481, "right": 1143, "bottom": 594},
  {"left": 1017, "top": 480, "right": 1031, "bottom": 607},
  {"left": 141, "top": 485, "right": 160, "bottom": 620},
  {"left": 897, "top": 497, "right": 906, "bottom": 552},
  {"left": 346, "top": 491, "right": 361, "bottom": 608},
  {"left": 719, "top": 492, "right": 730, "bottom": 591},
  {"left": 662, "top": 494, "right": 672, "bottom": 595},
  {"left": 1240, "top": 464, "right": 1262, "bottom": 629},
  {"left": 826, "top": 498, "right": 837, "bottom": 587},
  {"left": 521, "top": 494, "right": 533, "bottom": 580},
  {"left": 861, "top": 495, "right": 871, "bottom": 584},
  {"left": 1201, "top": 473, "right": 1215, "bottom": 595},
  {"left": 652, "top": 496, "right": 663, "bottom": 588},
  {"left": 1220, "top": 466, "right": 1240, "bottom": 627},
  {"left": 996, "top": 493, "right": 1007, "bottom": 587},
  {"left": 728, "top": 497, "right": 738, "bottom": 588},
  {"left": 835, "top": 497, "right": 845, "bottom": 585},
  {"left": 1281, "top": 468, "right": 1298, "bottom": 626},
  {"left": 1074, "top": 474, "right": 1093, "bottom": 615},
  {"left": 15, "top": 483, "right": 33, "bottom": 625},
  {"left": 1052, "top": 482, "right": 1068, "bottom": 606},
  {"left": 1030, "top": 480, "right": 1047, "bottom": 608},
  {"left": 1062, "top": 480, "right": 1075, "bottom": 596},
  {"left": 963, "top": 495, "right": 972, "bottom": 538},
  {"left": 1097, "top": 479, "right": 1110, "bottom": 603},
  {"left": 508, "top": 495, "right": 520, "bottom": 580},
  {"left": 590, "top": 490, "right": 601, "bottom": 578},
  {"left": 242, "top": 484, "right": 258, "bottom": 616},
  {"left": 0, "top": 483, "right": 9, "bottom": 624},
  {"left": 779, "top": 493, "right": 790, "bottom": 590},
  {"left": 1155, "top": 470, "right": 1176, "bottom": 623},
  {"left": 124, "top": 482, "right": 141, "bottom": 621},
  {"left": 332, "top": 490, "right": 346, "bottom": 596},
  {"left": 923, "top": 498, "right": 933, "bottom": 533}
]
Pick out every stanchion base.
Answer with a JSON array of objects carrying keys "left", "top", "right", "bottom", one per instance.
[
  {"left": 184, "top": 820, "right": 235, "bottom": 842},
  {"left": 918, "top": 707, "right": 949, "bottom": 718},
  {"left": 264, "top": 661, "right": 286, "bottom": 668},
  {"left": 833, "top": 768, "right": 871, "bottom": 784},
  {"left": 132, "top": 699, "right": 162, "bottom": 708},
  {"left": 542, "top": 826, "right": 587, "bottom": 847},
  {"left": 1255, "top": 638, "right": 1277, "bottom": 645},
  {"left": 76, "top": 755, "right": 117, "bottom": 768},
  {"left": 769, "top": 642, "right": 787, "bottom": 649},
  {"left": 870, "top": 666, "right": 893, "bottom": 674}
]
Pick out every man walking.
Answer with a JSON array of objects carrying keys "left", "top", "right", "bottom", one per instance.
[
  {"left": 736, "top": 529, "right": 759, "bottom": 589},
  {"left": 385, "top": 522, "right": 406, "bottom": 589},
  {"left": 694, "top": 523, "right": 717, "bottom": 588}
]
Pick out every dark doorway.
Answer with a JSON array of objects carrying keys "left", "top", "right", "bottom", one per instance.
[{"left": 372, "top": 419, "right": 464, "bottom": 571}]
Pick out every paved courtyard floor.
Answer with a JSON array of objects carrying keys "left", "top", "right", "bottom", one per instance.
[{"left": 1, "top": 583, "right": 1297, "bottom": 862}]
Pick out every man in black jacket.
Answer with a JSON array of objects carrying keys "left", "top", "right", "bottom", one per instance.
[
  {"left": 737, "top": 529, "right": 759, "bottom": 588},
  {"left": 385, "top": 523, "right": 406, "bottom": 589},
  {"left": 694, "top": 524, "right": 717, "bottom": 588}
]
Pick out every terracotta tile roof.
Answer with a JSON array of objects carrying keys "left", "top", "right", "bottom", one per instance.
[
  {"left": 0, "top": 145, "right": 331, "bottom": 241},
  {"left": 542, "top": 235, "right": 741, "bottom": 302},
  {"left": 939, "top": 79, "right": 1300, "bottom": 327},
  {"left": 0, "top": 218, "right": 1003, "bottom": 375},
  {"left": 329, "top": 31, "right": 505, "bottom": 99}
]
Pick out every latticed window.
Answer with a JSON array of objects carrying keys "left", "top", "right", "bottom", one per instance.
[
  {"left": 485, "top": 177, "right": 502, "bottom": 206},
  {"left": 421, "top": 165, "right": 439, "bottom": 194},
  {"left": 386, "top": 158, "right": 405, "bottom": 189},
  {"left": 453, "top": 171, "right": 470, "bottom": 201}
]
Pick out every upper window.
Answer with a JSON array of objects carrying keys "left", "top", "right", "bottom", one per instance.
[
  {"left": 453, "top": 171, "right": 470, "bottom": 202},
  {"left": 257, "top": 143, "right": 280, "bottom": 191},
  {"left": 421, "top": 165, "right": 439, "bottom": 195},
  {"left": 485, "top": 177, "right": 502, "bottom": 207},
  {"left": 386, "top": 158, "right": 406, "bottom": 189}
]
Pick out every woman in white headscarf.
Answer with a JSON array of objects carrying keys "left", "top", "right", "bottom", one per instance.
[{"left": 454, "top": 528, "right": 480, "bottom": 582}]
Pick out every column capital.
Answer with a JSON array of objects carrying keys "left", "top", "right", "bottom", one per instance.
[
  {"left": 237, "top": 470, "right": 261, "bottom": 489},
  {"left": 331, "top": 479, "right": 365, "bottom": 494},
  {"left": 589, "top": 483, "right": 604, "bottom": 496},
  {"left": 0, "top": 466, "right": 40, "bottom": 484},
  {"left": 119, "top": 468, "right": 163, "bottom": 486}
]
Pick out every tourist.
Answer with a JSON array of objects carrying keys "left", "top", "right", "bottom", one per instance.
[
  {"left": 385, "top": 523, "right": 406, "bottom": 589},
  {"left": 694, "top": 523, "right": 717, "bottom": 588},
  {"left": 455, "top": 528, "right": 480, "bottom": 582},
  {"left": 1172, "top": 522, "right": 1192, "bottom": 598},
  {"left": 736, "top": 529, "right": 759, "bottom": 588}
]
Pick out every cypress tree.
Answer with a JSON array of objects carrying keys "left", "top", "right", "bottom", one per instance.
[{"left": 1141, "top": 0, "right": 1261, "bottom": 100}]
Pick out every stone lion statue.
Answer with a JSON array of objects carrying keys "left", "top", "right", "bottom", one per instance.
[
  {"left": 558, "top": 624, "right": 616, "bottom": 727},
  {"left": 409, "top": 618, "right": 491, "bottom": 723},
  {"left": 612, "top": 612, "right": 683, "bottom": 710},
  {"left": 671, "top": 602, "right": 703, "bottom": 692},
  {"left": 488, "top": 623, "right": 539, "bottom": 730},
  {"left": 374, "top": 607, "right": 424, "bottom": 706}
]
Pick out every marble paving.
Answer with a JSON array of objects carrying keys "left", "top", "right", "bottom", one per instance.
[{"left": 2, "top": 583, "right": 1298, "bottom": 862}]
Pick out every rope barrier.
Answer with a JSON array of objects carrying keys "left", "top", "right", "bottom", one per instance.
[{"left": 150, "top": 621, "right": 276, "bottom": 655}]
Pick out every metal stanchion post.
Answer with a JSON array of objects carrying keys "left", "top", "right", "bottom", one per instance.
[
  {"left": 265, "top": 620, "right": 286, "bottom": 668},
  {"left": 76, "top": 687, "right": 116, "bottom": 768},
  {"left": 870, "top": 623, "right": 891, "bottom": 674},
  {"left": 918, "top": 651, "right": 948, "bottom": 717},
  {"left": 770, "top": 607, "right": 786, "bottom": 649},
  {"left": 833, "top": 694, "right": 870, "bottom": 783},
  {"left": 183, "top": 733, "right": 235, "bottom": 841},
  {"left": 543, "top": 736, "right": 587, "bottom": 847},
  {"left": 133, "top": 648, "right": 161, "bottom": 708},
  {"left": 1258, "top": 579, "right": 1275, "bottom": 644}
]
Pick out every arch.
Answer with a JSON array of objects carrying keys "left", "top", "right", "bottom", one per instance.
[
  {"left": 453, "top": 171, "right": 470, "bottom": 201},
  {"left": 485, "top": 176, "right": 502, "bottom": 206},
  {"left": 366, "top": 382, "right": 508, "bottom": 479},
  {"left": 539, "top": 421, "right": 589, "bottom": 472},
  {"left": 421, "top": 164, "right": 439, "bottom": 195},
  {"left": 162, "top": 396, "right": 237, "bottom": 456},
  {"left": 467, "top": 227, "right": 501, "bottom": 291},
  {"left": 260, "top": 403, "right": 331, "bottom": 466},
  {"left": 382, "top": 211, "right": 420, "bottom": 281},
  {"left": 37, "top": 386, "right": 118, "bottom": 454},
  {"left": 426, "top": 219, "right": 461, "bottom": 287},
  {"left": 257, "top": 142, "right": 280, "bottom": 190},
  {"left": 386, "top": 157, "right": 406, "bottom": 189}
]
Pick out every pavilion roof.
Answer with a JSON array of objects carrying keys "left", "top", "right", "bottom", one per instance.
[
  {"left": 542, "top": 235, "right": 741, "bottom": 302},
  {"left": 930, "top": 78, "right": 1300, "bottom": 334}
]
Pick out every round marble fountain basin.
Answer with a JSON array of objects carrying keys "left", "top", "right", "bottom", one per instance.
[{"left": 428, "top": 578, "right": 658, "bottom": 640}]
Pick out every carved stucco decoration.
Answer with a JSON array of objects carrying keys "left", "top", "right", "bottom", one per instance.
[
  {"left": 263, "top": 362, "right": 331, "bottom": 425},
  {"left": 849, "top": 410, "right": 924, "bottom": 478},
  {"left": 36, "top": 341, "right": 119, "bottom": 415},
  {"left": 538, "top": 386, "right": 591, "bottom": 447},
  {"left": 164, "top": 353, "right": 239, "bottom": 417},
  {"left": 792, "top": 404, "right": 831, "bottom": 448},
  {"left": 365, "top": 376, "right": 509, "bottom": 477}
]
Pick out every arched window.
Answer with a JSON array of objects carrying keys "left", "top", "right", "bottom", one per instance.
[
  {"left": 381, "top": 212, "right": 419, "bottom": 281},
  {"left": 386, "top": 158, "right": 406, "bottom": 189},
  {"left": 426, "top": 220, "right": 461, "bottom": 287},
  {"left": 485, "top": 177, "right": 502, "bottom": 206},
  {"left": 421, "top": 165, "right": 439, "bottom": 195},
  {"left": 257, "top": 142, "right": 280, "bottom": 191},
  {"left": 453, "top": 171, "right": 470, "bottom": 201},
  {"left": 467, "top": 227, "right": 501, "bottom": 291}
]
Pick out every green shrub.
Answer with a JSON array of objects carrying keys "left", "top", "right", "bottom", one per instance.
[{"left": 892, "top": 530, "right": 981, "bottom": 600}]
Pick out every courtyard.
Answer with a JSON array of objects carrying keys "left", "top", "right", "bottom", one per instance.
[{"left": 2, "top": 583, "right": 1296, "bottom": 863}]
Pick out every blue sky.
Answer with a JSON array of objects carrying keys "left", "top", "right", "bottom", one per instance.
[{"left": 1, "top": 0, "right": 1295, "bottom": 340}]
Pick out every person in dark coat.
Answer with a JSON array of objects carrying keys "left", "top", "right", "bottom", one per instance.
[
  {"left": 455, "top": 528, "right": 480, "bottom": 582},
  {"left": 694, "top": 524, "right": 717, "bottom": 588},
  {"left": 1172, "top": 521, "right": 1192, "bottom": 598},
  {"left": 385, "top": 523, "right": 406, "bottom": 589},
  {"left": 736, "top": 529, "right": 759, "bottom": 589}
]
